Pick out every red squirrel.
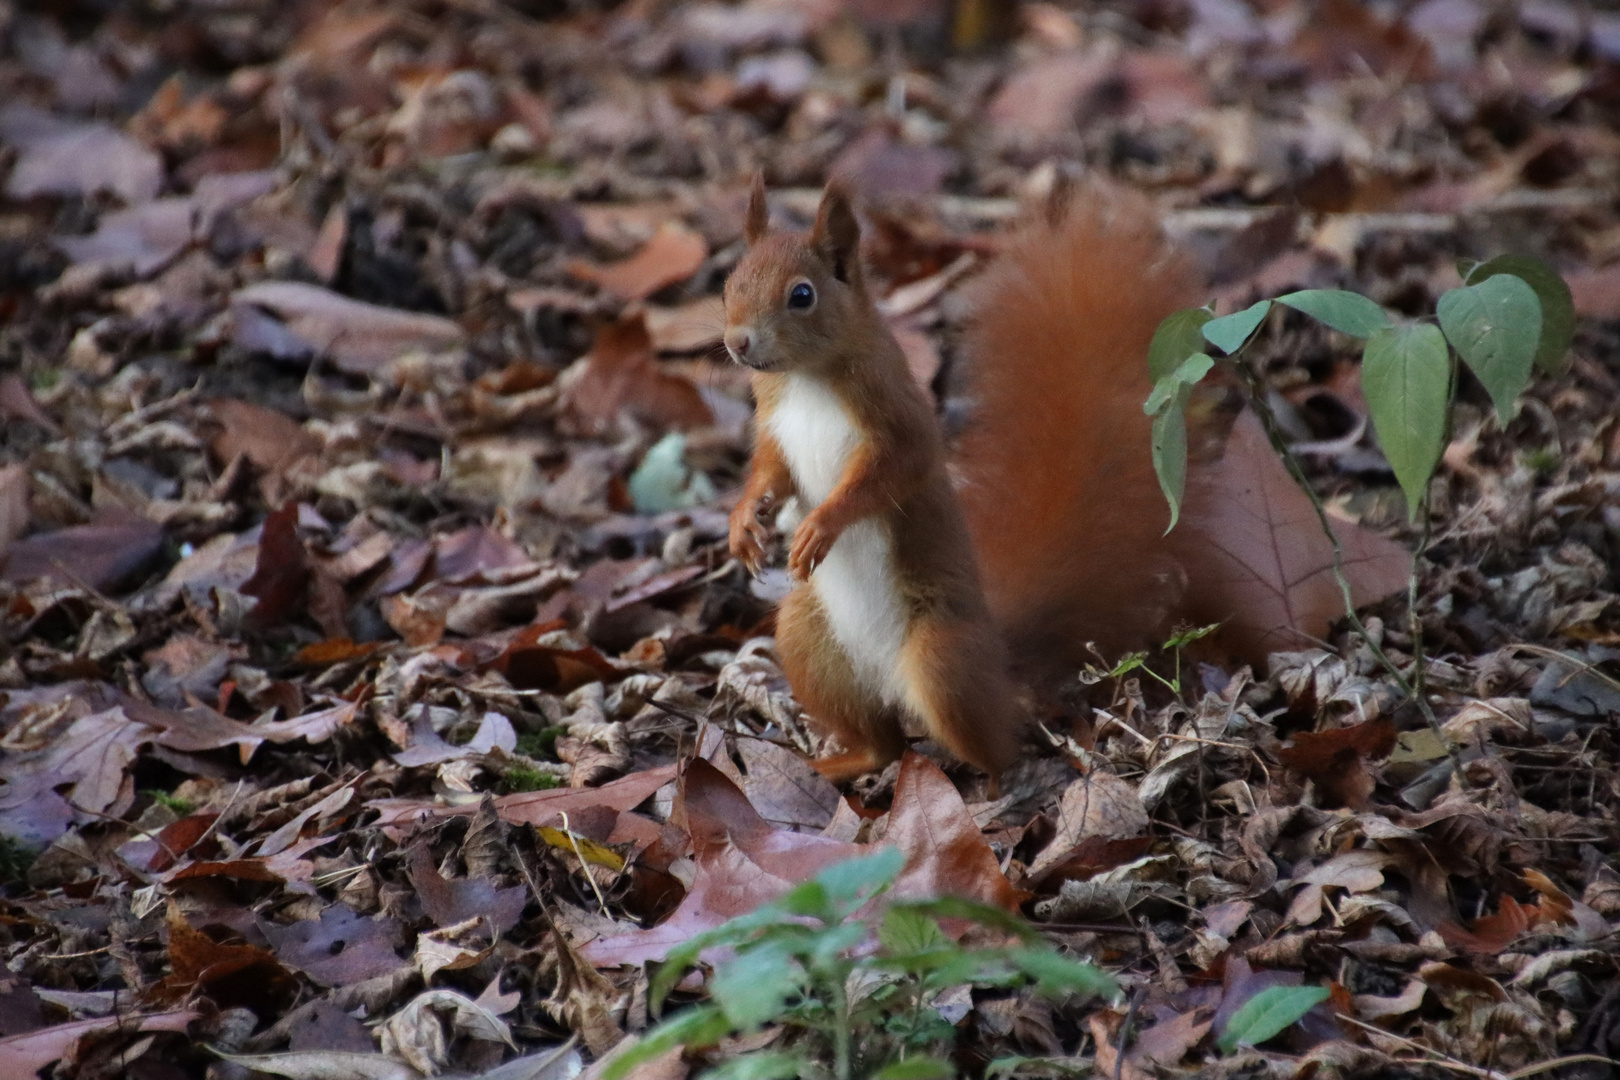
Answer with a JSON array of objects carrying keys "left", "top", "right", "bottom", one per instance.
[{"left": 723, "top": 176, "right": 1204, "bottom": 787}]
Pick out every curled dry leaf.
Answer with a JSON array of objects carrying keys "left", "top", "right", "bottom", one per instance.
[{"left": 569, "top": 221, "right": 707, "bottom": 301}]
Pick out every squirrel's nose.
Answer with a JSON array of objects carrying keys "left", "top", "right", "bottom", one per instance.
[{"left": 724, "top": 327, "right": 754, "bottom": 363}]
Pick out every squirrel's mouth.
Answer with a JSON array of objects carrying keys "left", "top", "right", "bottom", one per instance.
[{"left": 726, "top": 346, "right": 773, "bottom": 371}]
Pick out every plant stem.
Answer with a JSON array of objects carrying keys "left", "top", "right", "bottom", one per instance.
[
  {"left": 1233, "top": 366, "right": 1462, "bottom": 777},
  {"left": 831, "top": 975, "right": 852, "bottom": 1080}
]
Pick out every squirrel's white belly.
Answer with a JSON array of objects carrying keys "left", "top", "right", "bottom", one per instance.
[{"left": 767, "top": 375, "right": 909, "bottom": 702}]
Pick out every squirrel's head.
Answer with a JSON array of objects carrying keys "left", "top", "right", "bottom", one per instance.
[{"left": 722, "top": 176, "right": 865, "bottom": 373}]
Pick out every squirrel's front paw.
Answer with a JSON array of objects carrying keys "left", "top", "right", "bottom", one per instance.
[
  {"left": 788, "top": 513, "right": 838, "bottom": 580},
  {"left": 728, "top": 501, "right": 771, "bottom": 575}
]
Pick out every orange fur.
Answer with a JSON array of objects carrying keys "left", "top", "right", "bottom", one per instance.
[{"left": 955, "top": 186, "right": 1205, "bottom": 665}]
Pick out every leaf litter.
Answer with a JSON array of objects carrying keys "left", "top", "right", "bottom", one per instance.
[{"left": 0, "top": 0, "right": 1618, "bottom": 1078}]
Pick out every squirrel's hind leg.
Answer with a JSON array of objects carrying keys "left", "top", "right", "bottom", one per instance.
[
  {"left": 896, "top": 615, "right": 1023, "bottom": 792},
  {"left": 777, "top": 586, "right": 907, "bottom": 781}
]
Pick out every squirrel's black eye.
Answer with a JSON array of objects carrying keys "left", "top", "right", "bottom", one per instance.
[{"left": 787, "top": 282, "right": 816, "bottom": 310}]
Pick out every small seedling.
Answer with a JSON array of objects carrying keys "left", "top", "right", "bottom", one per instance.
[{"left": 605, "top": 848, "right": 1117, "bottom": 1080}]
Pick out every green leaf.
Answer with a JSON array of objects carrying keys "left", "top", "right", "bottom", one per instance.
[
  {"left": 811, "top": 845, "right": 904, "bottom": 914},
  {"left": 804, "top": 920, "right": 868, "bottom": 974},
  {"left": 651, "top": 907, "right": 797, "bottom": 1011},
  {"left": 1151, "top": 386, "right": 1190, "bottom": 533},
  {"left": 1217, "top": 985, "right": 1331, "bottom": 1052},
  {"left": 987, "top": 1056, "right": 1092, "bottom": 1079},
  {"left": 889, "top": 897, "right": 1038, "bottom": 941},
  {"left": 1148, "top": 307, "right": 1214, "bottom": 380},
  {"left": 1144, "top": 352, "right": 1214, "bottom": 416},
  {"left": 880, "top": 905, "right": 949, "bottom": 956},
  {"left": 1006, "top": 947, "right": 1119, "bottom": 1001},
  {"left": 605, "top": 1006, "right": 731, "bottom": 1080},
  {"left": 1361, "top": 324, "right": 1450, "bottom": 520},
  {"left": 710, "top": 940, "right": 804, "bottom": 1029},
  {"left": 1466, "top": 254, "right": 1574, "bottom": 374},
  {"left": 702, "top": 1051, "right": 807, "bottom": 1080},
  {"left": 1276, "top": 289, "right": 1389, "bottom": 339},
  {"left": 1437, "top": 274, "right": 1541, "bottom": 424},
  {"left": 1201, "top": 300, "right": 1271, "bottom": 355},
  {"left": 871, "top": 1057, "right": 955, "bottom": 1080}
]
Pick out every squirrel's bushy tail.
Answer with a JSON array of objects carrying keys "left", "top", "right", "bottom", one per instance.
[{"left": 953, "top": 185, "right": 1205, "bottom": 666}]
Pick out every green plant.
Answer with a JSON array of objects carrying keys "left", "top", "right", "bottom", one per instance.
[
  {"left": 605, "top": 848, "right": 1117, "bottom": 1080},
  {"left": 516, "top": 726, "right": 568, "bottom": 760},
  {"left": 1084, "top": 622, "right": 1221, "bottom": 697},
  {"left": 1145, "top": 259, "right": 1572, "bottom": 748},
  {"left": 0, "top": 834, "right": 37, "bottom": 886},
  {"left": 503, "top": 764, "right": 562, "bottom": 792},
  {"left": 142, "top": 789, "right": 196, "bottom": 814},
  {"left": 1216, "top": 985, "right": 1331, "bottom": 1052}
]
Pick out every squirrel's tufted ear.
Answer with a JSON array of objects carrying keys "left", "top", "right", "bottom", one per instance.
[
  {"left": 744, "top": 172, "right": 769, "bottom": 245},
  {"left": 811, "top": 180, "right": 860, "bottom": 284}
]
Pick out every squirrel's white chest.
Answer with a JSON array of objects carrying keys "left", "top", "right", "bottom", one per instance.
[{"left": 766, "top": 375, "right": 909, "bottom": 701}]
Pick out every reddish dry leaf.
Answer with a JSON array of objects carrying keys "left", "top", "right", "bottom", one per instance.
[
  {"left": 886, "top": 752, "right": 1023, "bottom": 911},
  {"left": 156, "top": 906, "right": 296, "bottom": 1009},
  {"left": 1181, "top": 410, "right": 1410, "bottom": 661},
  {"left": 562, "top": 314, "right": 715, "bottom": 436},
  {"left": 1133, "top": 1007, "right": 1214, "bottom": 1067},
  {"left": 251, "top": 700, "right": 360, "bottom": 745},
  {"left": 1027, "top": 835, "right": 1155, "bottom": 892},
  {"left": 737, "top": 737, "right": 842, "bottom": 833},
  {"left": 1289, "top": 0, "right": 1434, "bottom": 78},
  {"left": 290, "top": 638, "right": 379, "bottom": 667},
  {"left": 0, "top": 1010, "right": 197, "bottom": 1078},
  {"left": 308, "top": 202, "right": 348, "bottom": 284},
  {"left": 1276, "top": 716, "right": 1396, "bottom": 809},
  {"left": 1437, "top": 895, "right": 1534, "bottom": 954},
  {"left": 130, "top": 813, "right": 220, "bottom": 873},
  {"left": 570, "top": 221, "right": 707, "bottom": 301},
  {"left": 231, "top": 281, "right": 465, "bottom": 375},
  {"left": 434, "top": 525, "right": 534, "bottom": 581},
  {"left": 242, "top": 503, "right": 310, "bottom": 629},
  {"left": 645, "top": 296, "right": 726, "bottom": 353},
  {"left": 580, "top": 759, "right": 865, "bottom": 967}
]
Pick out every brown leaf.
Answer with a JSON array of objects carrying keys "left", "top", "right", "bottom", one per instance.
[
  {"left": 887, "top": 752, "right": 1024, "bottom": 910},
  {"left": 207, "top": 398, "right": 322, "bottom": 502},
  {"left": 1437, "top": 895, "right": 1534, "bottom": 954},
  {"left": 242, "top": 503, "right": 310, "bottom": 629},
  {"left": 1028, "top": 770, "right": 1150, "bottom": 882},
  {"left": 562, "top": 313, "right": 714, "bottom": 436},
  {"left": 0, "top": 706, "right": 151, "bottom": 847},
  {"left": 580, "top": 759, "right": 865, "bottom": 967},
  {"left": 231, "top": 281, "right": 465, "bottom": 375},
  {"left": 644, "top": 296, "right": 726, "bottom": 353},
  {"left": 1276, "top": 716, "right": 1396, "bottom": 809},
  {"left": 55, "top": 197, "right": 194, "bottom": 275},
  {"left": 1181, "top": 410, "right": 1410, "bottom": 662},
  {"left": 570, "top": 221, "right": 707, "bottom": 301},
  {"left": 369, "top": 764, "right": 679, "bottom": 834},
  {"left": 158, "top": 905, "right": 297, "bottom": 1009}
]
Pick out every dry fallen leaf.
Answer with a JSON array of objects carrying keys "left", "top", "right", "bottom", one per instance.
[
  {"left": 1181, "top": 410, "right": 1411, "bottom": 661},
  {"left": 570, "top": 221, "right": 707, "bottom": 302}
]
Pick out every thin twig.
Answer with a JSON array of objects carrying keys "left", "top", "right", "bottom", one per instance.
[{"left": 1235, "top": 363, "right": 1464, "bottom": 781}]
